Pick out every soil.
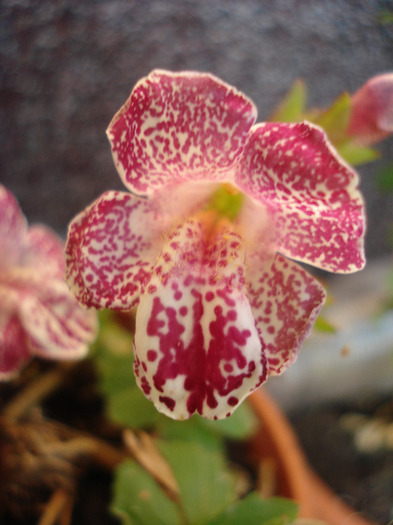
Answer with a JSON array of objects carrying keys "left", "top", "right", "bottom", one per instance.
[
  {"left": 0, "top": 361, "right": 122, "bottom": 525},
  {"left": 289, "top": 395, "right": 393, "bottom": 525}
]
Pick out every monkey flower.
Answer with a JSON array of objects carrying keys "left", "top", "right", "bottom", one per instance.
[
  {"left": 0, "top": 185, "right": 97, "bottom": 380},
  {"left": 66, "top": 70, "right": 365, "bottom": 420},
  {"left": 348, "top": 72, "right": 393, "bottom": 145}
]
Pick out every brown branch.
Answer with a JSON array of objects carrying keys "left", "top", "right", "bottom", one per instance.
[
  {"left": 37, "top": 488, "right": 73, "bottom": 525},
  {"left": 2, "top": 362, "right": 76, "bottom": 420}
]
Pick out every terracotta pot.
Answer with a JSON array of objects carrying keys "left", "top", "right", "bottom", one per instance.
[{"left": 248, "top": 389, "right": 375, "bottom": 525}]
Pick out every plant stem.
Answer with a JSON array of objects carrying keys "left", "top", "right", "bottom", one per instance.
[
  {"left": 2, "top": 362, "right": 76, "bottom": 420},
  {"left": 37, "top": 488, "right": 73, "bottom": 525}
]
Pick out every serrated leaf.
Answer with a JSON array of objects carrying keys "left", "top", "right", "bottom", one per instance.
[
  {"left": 200, "top": 398, "right": 259, "bottom": 440},
  {"left": 206, "top": 493, "right": 298, "bottom": 525},
  {"left": 158, "top": 440, "right": 236, "bottom": 525},
  {"left": 336, "top": 140, "right": 380, "bottom": 166},
  {"left": 158, "top": 400, "right": 258, "bottom": 447},
  {"left": 313, "top": 92, "right": 351, "bottom": 144},
  {"left": 111, "top": 460, "right": 181, "bottom": 525},
  {"left": 157, "top": 416, "right": 224, "bottom": 451},
  {"left": 270, "top": 79, "right": 307, "bottom": 122}
]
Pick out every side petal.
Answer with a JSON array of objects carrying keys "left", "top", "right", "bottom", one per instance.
[
  {"left": 235, "top": 122, "right": 365, "bottom": 273},
  {"left": 247, "top": 254, "right": 326, "bottom": 376},
  {"left": 19, "top": 279, "right": 98, "bottom": 360},
  {"left": 348, "top": 73, "right": 393, "bottom": 145},
  {"left": 0, "top": 185, "right": 28, "bottom": 269},
  {"left": 0, "top": 290, "right": 31, "bottom": 380},
  {"left": 107, "top": 69, "right": 257, "bottom": 196},
  {"left": 1, "top": 270, "right": 97, "bottom": 361},
  {"left": 65, "top": 191, "right": 161, "bottom": 310},
  {"left": 134, "top": 217, "right": 265, "bottom": 420}
]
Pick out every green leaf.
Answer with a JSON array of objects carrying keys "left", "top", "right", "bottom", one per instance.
[
  {"left": 336, "top": 140, "right": 380, "bottom": 166},
  {"left": 158, "top": 440, "right": 237, "bottom": 525},
  {"left": 111, "top": 460, "right": 182, "bottom": 525},
  {"left": 93, "top": 313, "right": 159, "bottom": 428},
  {"left": 200, "top": 399, "right": 259, "bottom": 440},
  {"left": 156, "top": 400, "right": 258, "bottom": 454},
  {"left": 206, "top": 493, "right": 298, "bottom": 525},
  {"left": 377, "top": 9, "right": 393, "bottom": 25},
  {"left": 313, "top": 315, "right": 337, "bottom": 334},
  {"left": 312, "top": 92, "right": 351, "bottom": 145},
  {"left": 269, "top": 79, "right": 307, "bottom": 122},
  {"left": 377, "top": 163, "right": 393, "bottom": 193},
  {"left": 106, "top": 382, "right": 160, "bottom": 428},
  {"left": 157, "top": 416, "right": 224, "bottom": 451}
]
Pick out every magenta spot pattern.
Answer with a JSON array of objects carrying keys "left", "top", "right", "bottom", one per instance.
[
  {"left": 235, "top": 122, "right": 365, "bottom": 273},
  {"left": 107, "top": 70, "right": 257, "bottom": 196},
  {"left": 247, "top": 254, "right": 326, "bottom": 375},
  {"left": 134, "top": 218, "right": 265, "bottom": 420},
  {"left": 65, "top": 70, "right": 366, "bottom": 420},
  {"left": 65, "top": 190, "right": 162, "bottom": 310}
]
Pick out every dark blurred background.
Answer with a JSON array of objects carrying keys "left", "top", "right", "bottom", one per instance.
[{"left": 1, "top": 0, "right": 392, "bottom": 259}]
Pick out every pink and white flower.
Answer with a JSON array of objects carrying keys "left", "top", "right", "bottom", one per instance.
[
  {"left": 0, "top": 185, "right": 97, "bottom": 380},
  {"left": 348, "top": 73, "right": 393, "bottom": 145},
  {"left": 66, "top": 70, "right": 365, "bottom": 420}
]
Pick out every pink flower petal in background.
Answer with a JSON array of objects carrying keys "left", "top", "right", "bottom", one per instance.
[
  {"left": 24, "top": 225, "right": 66, "bottom": 279},
  {"left": 65, "top": 191, "right": 162, "bottom": 310},
  {"left": 19, "top": 280, "right": 97, "bottom": 359},
  {"left": 247, "top": 254, "right": 326, "bottom": 376},
  {"left": 134, "top": 217, "right": 265, "bottom": 419},
  {"left": 0, "top": 185, "right": 98, "bottom": 379},
  {"left": 0, "top": 186, "right": 27, "bottom": 269},
  {"left": 107, "top": 70, "right": 256, "bottom": 196},
  {"left": 348, "top": 73, "right": 393, "bottom": 145},
  {"left": 235, "top": 121, "right": 365, "bottom": 273},
  {"left": 0, "top": 291, "right": 30, "bottom": 380}
]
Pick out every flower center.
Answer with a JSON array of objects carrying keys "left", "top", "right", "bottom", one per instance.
[{"left": 205, "top": 184, "right": 244, "bottom": 223}]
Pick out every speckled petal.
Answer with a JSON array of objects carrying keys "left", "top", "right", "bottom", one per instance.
[
  {"left": 0, "top": 184, "right": 27, "bottom": 269},
  {"left": 134, "top": 216, "right": 265, "bottom": 420},
  {"left": 247, "top": 254, "right": 326, "bottom": 376},
  {"left": 23, "top": 225, "right": 65, "bottom": 279},
  {"left": 19, "top": 279, "right": 98, "bottom": 360},
  {"left": 107, "top": 69, "right": 257, "bottom": 196},
  {"left": 348, "top": 73, "right": 393, "bottom": 145},
  {"left": 65, "top": 191, "right": 162, "bottom": 310},
  {"left": 0, "top": 269, "right": 97, "bottom": 361},
  {"left": 235, "top": 122, "right": 365, "bottom": 273},
  {"left": 0, "top": 289, "right": 31, "bottom": 380}
]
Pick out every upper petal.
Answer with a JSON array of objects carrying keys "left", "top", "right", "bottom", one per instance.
[
  {"left": 348, "top": 73, "right": 393, "bottom": 145},
  {"left": 134, "top": 216, "right": 265, "bottom": 420},
  {"left": 107, "top": 70, "right": 257, "bottom": 195},
  {"left": 247, "top": 254, "right": 326, "bottom": 376},
  {"left": 235, "top": 122, "right": 365, "bottom": 273},
  {"left": 23, "top": 224, "right": 65, "bottom": 279},
  {"left": 65, "top": 191, "right": 162, "bottom": 310},
  {"left": 0, "top": 185, "right": 28, "bottom": 269}
]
